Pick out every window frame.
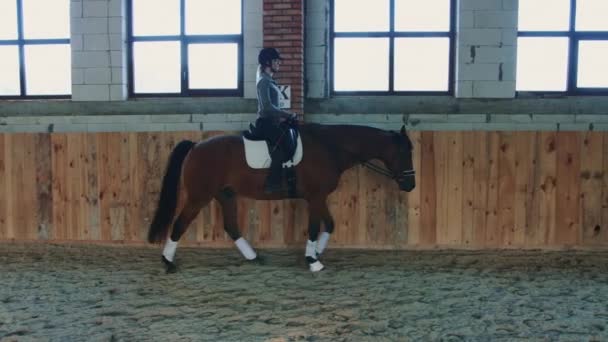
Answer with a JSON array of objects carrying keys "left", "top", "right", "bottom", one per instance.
[
  {"left": 329, "top": 0, "right": 456, "bottom": 96},
  {"left": 126, "top": 0, "right": 244, "bottom": 98},
  {"left": 0, "top": 0, "right": 71, "bottom": 100},
  {"left": 517, "top": 0, "right": 608, "bottom": 95}
]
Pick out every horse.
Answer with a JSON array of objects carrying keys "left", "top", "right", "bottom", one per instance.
[{"left": 147, "top": 122, "right": 416, "bottom": 273}]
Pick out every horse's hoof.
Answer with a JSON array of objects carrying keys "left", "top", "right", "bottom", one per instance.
[
  {"left": 161, "top": 256, "right": 177, "bottom": 274},
  {"left": 306, "top": 256, "right": 324, "bottom": 272},
  {"left": 309, "top": 260, "right": 324, "bottom": 272},
  {"left": 249, "top": 255, "right": 266, "bottom": 265}
]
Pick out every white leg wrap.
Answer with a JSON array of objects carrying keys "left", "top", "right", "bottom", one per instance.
[
  {"left": 162, "top": 238, "right": 178, "bottom": 262},
  {"left": 305, "top": 240, "right": 317, "bottom": 258},
  {"left": 316, "top": 232, "right": 331, "bottom": 255},
  {"left": 235, "top": 238, "right": 257, "bottom": 260}
]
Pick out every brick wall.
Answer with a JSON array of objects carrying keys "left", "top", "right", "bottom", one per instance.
[{"left": 263, "top": 0, "right": 305, "bottom": 114}]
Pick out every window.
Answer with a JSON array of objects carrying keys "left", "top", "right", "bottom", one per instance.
[
  {"left": 127, "top": 0, "right": 243, "bottom": 97},
  {"left": 0, "top": 0, "right": 71, "bottom": 98},
  {"left": 517, "top": 0, "right": 608, "bottom": 93},
  {"left": 330, "top": 0, "right": 455, "bottom": 94}
]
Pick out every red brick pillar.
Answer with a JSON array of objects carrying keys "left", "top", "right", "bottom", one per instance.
[{"left": 263, "top": 0, "right": 304, "bottom": 115}]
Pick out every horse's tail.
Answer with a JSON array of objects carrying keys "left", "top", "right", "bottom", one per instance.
[{"left": 148, "top": 140, "right": 195, "bottom": 244}]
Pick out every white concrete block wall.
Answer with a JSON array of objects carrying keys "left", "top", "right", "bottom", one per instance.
[
  {"left": 456, "top": 0, "right": 518, "bottom": 98},
  {"left": 244, "top": 0, "right": 263, "bottom": 99},
  {"left": 71, "top": 0, "right": 127, "bottom": 102},
  {"left": 305, "top": 0, "right": 329, "bottom": 99}
]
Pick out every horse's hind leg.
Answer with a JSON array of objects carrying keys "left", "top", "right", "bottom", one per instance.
[
  {"left": 215, "top": 188, "right": 260, "bottom": 263},
  {"left": 161, "top": 199, "right": 204, "bottom": 273},
  {"left": 316, "top": 200, "right": 335, "bottom": 257}
]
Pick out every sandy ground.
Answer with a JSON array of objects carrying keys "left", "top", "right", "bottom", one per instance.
[{"left": 1, "top": 243, "right": 608, "bottom": 342}]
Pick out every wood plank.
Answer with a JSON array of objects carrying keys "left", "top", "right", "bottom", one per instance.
[
  {"left": 601, "top": 132, "right": 608, "bottom": 244},
  {"left": 497, "top": 132, "right": 516, "bottom": 247},
  {"left": 472, "top": 131, "right": 489, "bottom": 247},
  {"left": 51, "top": 134, "right": 67, "bottom": 240},
  {"left": 523, "top": 132, "right": 541, "bottom": 246},
  {"left": 406, "top": 131, "right": 422, "bottom": 246},
  {"left": 356, "top": 165, "right": 369, "bottom": 245},
  {"left": 514, "top": 132, "right": 536, "bottom": 247},
  {"left": 282, "top": 199, "right": 295, "bottom": 245},
  {"left": 484, "top": 132, "right": 500, "bottom": 247},
  {"left": 461, "top": 132, "right": 475, "bottom": 246},
  {"left": 293, "top": 199, "right": 309, "bottom": 245},
  {"left": 0, "top": 134, "right": 7, "bottom": 240},
  {"left": 25, "top": 134, "right": 38, "bottom": 240},
  {"left": 433, "top": 132, "right": 449, "bottom": 245},
  {"left": 35, "top": 134, "right": 53, "bottom": 241},
  {"left": 256, "top": 200, "right": 271, "bottom": 242},
  {"left": 10, "top": 134, "right": 24, "bottom": 240},
  {"left": 446, "top": 131, "right": 463, "bottom": 245},
  {"left": 86, "top": 133, "right": 101, "bottom": 240},
  {"left": 336, "top": 168, "right": 358, "bottom": 245},
  {"left": 98, "top": 132, "right": 125, "bottom": 241},
  {"left": 580, "top": 131, "right": 604, "bottom": 245},
  {"left": 364, "top": 160, "right": 387, "bottom": 245},
  {"left": 513, "top": 132, "right": 534, "bottom": 246},
  {"left": 270, "top": 200, "right": 284, "bottom": 245},
  {"left": 140, "top": 132, "right": 164, "bottom": 242},
  {"left": 555, "top": 132, "right": 581, "bottom": 245},
  {"left": 537, "top": 132, "right": 557, "bottom": 245},
  {"left": 13, "top": 134, "right": 37, "bottom": 240},
  {"left": 212, "top": 198, "right": 225, "bottom": 242},
  {"left": 68, "top": 133, "right": 84, "bottom": 240},
  {"left": 393, "top": 185, "right": 408, "bottom": 247},
  {"left": 419, "top": 131, "right": 437, "bottom": 246},
  {"left": 21, "top": 134, "right": 37, "bottom": 240}
]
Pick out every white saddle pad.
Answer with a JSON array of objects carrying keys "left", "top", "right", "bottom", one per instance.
[{"left": 243, "top": 135, "right": 303, "bottom": 169}]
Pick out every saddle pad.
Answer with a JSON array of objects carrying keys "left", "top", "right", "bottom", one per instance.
[{"left": 243, "top": 135, "right": 303, "bottom": 169}]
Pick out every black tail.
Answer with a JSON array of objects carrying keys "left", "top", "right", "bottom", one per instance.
[{"left": 148, "top": 140, "right": 195, "bottom": 244}]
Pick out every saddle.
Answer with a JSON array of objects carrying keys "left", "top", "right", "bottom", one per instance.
[
  {"left": 242, "top": 121, "right": 302, "bottom": 197},
  {"left": 242, "top": 123, "right": 303, "bottom": 169}
]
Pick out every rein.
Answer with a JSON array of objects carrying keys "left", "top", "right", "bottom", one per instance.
[{"left": 362, "top": 161, "right": 416, "bottom": 181}]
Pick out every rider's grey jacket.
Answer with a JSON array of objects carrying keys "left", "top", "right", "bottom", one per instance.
[{"left": 256, "top": 71, "right": 292, "bottom": 124}]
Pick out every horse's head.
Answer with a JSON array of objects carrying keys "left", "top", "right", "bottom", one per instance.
[{"left": 386, "top": 125, "right": 416, "bottom": 192}]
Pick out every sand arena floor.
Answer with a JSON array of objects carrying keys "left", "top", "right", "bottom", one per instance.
[{"left": 1, "top": 243, "right": 608, "bottom": 341}]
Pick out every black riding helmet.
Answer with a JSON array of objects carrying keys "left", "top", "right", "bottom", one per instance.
[{"left": 258, "top": 47, "right": 283, "bottom": 67}]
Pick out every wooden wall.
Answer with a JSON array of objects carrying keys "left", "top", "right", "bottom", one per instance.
[{"left": 1, "top": 131, "right": 607, "bottom": 249}]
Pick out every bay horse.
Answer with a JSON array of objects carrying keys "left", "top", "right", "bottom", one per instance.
[{"left": 147, "top": 123, "right": 416, "bottom": 273}]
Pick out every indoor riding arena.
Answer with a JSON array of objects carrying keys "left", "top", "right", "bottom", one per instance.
[{"left": 2, "top": 0, "right": 608, "bottom": 341}]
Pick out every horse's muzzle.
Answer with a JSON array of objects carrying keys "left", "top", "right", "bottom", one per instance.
[
  {"left": 399, "top": 181, "right": 415, "bottom": 192},
  {"left": 397, "top": 170, "right": 415, "bottom": 192}
]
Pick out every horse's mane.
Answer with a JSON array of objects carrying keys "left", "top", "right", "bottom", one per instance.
[{"left": 300, "top": 123, "right": 390, "bottom": 144}]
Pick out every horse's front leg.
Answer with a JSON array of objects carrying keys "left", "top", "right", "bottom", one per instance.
[{"left": 305, "top": 201, "right": 325, "bottom": 272}]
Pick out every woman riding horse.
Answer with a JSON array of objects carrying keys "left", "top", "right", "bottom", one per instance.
[
  {"left": 147, "top": 48, "right": 416, "bottom": 273},
  {"left": 254, "top": 47, "right": 298, "bottom": 194}
]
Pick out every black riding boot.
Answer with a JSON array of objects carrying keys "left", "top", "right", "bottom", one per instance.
[{"left": 264, "top": 151, "right": 284, "bottom": 194}]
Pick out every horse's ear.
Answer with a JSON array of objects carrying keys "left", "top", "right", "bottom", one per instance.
[{"left": 400, "top": 125, "right": 406, "bottom": 135}]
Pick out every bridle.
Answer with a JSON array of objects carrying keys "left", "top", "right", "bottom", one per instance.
[{"left": 362, "top": 160, "right": 416, "bottom": 182}]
